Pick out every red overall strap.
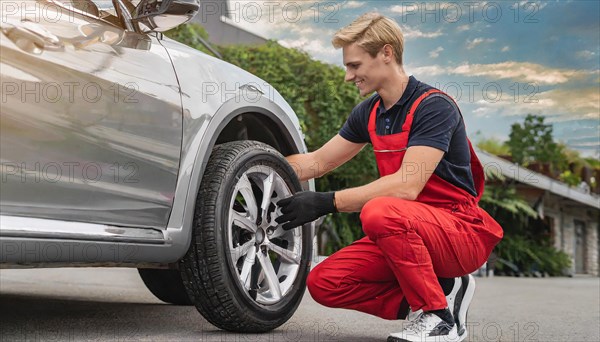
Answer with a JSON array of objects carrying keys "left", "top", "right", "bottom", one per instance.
[
  {"left": 367, "top": 99, "right": 380, "bottom": 132},
  {"left": 404, "top": 89, "right": 485, "bottom": 202},
  {"left": 368, "top": 89, "right": 485, "bottom": 203},
  {"left": 401, "top": 89, "right": 442, "bottom": 132},
  {"left": 402, "top": 89, "right": 485, "bottom": 202}
]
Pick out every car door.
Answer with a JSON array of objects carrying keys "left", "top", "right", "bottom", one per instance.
[{"left": 0, "top": 0, "right": 183, "bottom": 228}]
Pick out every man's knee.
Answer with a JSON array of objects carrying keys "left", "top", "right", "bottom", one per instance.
[
  {"left": 306, "top": 264, "right": 343, "bottom": 308},
  {"left": 360, "top": 197, "right": 411, "bottom": 239}
]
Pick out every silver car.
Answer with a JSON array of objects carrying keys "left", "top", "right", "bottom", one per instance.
[{"left": 0, "top": 0, "right": 315, "bottom": 332}]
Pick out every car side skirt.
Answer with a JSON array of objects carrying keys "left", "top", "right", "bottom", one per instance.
[{"left": 0, "top": 215, "right": 182, "bottom": 267}]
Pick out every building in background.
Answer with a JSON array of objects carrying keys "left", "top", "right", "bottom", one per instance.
[
  {"left": 192, "top": 0, "right": 268, "bottom": 46},
  {"left": 477, "top": 149, "right": 600, "bottom": 276}
]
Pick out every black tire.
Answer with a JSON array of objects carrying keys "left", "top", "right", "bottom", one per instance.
[
  {"left": 179, "top": 141, "right": 311, "bottom": 333},
  {"left": 138, "top": 268, "right": 193, "bottom": 305}
]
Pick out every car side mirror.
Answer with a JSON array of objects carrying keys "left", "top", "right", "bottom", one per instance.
[{"left": 132, "top": 0, "right": 200, "bottom": 33}]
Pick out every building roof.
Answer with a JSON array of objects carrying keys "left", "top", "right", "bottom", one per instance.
[{"left": 475, "top": 148, "right": 600, "bottom": 210}]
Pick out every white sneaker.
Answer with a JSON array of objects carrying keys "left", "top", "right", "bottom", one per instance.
[
  {"left": 388, "top": 312, "right": 460, "bottom": 342},
  {"left": 454, "top": 275, "right": 476, "bottom": 338},
  {"left": 404, "top": 276, "right": 473, "bottom": 340},
  {"left": 405, "top": 277, "right": 462, "bottom": 322},
  {"left": 406, "top": 308, "right": 422, "bottom": 322}
]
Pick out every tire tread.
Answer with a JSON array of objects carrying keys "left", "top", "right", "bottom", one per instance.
[{"left": 179, "top": 141, "right": 306, "bottom": 332}]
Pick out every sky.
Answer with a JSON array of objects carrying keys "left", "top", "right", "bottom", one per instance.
[{"left": 223, "top": 0, "right": 599, "bottom": 158}]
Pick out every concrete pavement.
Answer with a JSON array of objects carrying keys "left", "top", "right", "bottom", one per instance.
[{"left": 0, "top": 267, "right": 598, "bottom": 341}]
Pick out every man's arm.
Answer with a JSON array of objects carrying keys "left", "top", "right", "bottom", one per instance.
[
  {"left": 286, "top": 134, "right": 366, "bottom": 182},
  {"left": 334, "top": 145, "right": 444, "bottom": 212}
]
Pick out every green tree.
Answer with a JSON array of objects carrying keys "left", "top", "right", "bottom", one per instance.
[
  {"left": 507, "top": 114, "right": 566, "bottom": 173},
  {"left": 476, "top": 136, "right": 511, "bottom": 156}
]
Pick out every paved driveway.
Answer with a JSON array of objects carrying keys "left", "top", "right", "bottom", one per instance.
[{"left": 0, "top": 268, "right": 598, "bottom": 341}]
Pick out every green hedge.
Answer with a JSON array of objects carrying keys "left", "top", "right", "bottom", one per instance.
[{"left": 495, "top": 235, "right": 571, "bottom": 276}]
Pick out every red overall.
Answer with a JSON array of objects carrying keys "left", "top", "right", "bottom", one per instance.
[{"left": 307, "top": 90, "right": 503, "bottom": 319}]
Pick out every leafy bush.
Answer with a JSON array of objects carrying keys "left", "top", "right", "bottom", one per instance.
[
  {"left": 479, "top": 171, "right": 537, "bottom": 236},
  {"left": 476, "top": 136, "right": 511, "bottom": 156},
  {"left": 559, "top": 170, "right": 582, "bottom": 187},
  {"left": 495, "top": 235, "right": 571, "bottom": 276},
  {"left": 165, "top": 24, "right": 212, "bottom": 55}
]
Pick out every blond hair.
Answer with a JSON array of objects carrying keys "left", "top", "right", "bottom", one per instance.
[{"left": 332, "top": 13, "right": 404, "bottom": 65}]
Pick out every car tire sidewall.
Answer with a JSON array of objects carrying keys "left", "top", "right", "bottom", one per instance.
[
  {"left": 184, "top": 141, "right": 312, "bottom": 330},
  {"left": 216, "top": 147, "right": 311, "bottom": 318}
]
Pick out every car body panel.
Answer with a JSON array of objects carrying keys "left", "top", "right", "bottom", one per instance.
[
  {"left": 0, "top": 0, "right": 315, "bottom": 267},
  {"left": 0, "top": 0, "right": 183, "bottom": 229}
]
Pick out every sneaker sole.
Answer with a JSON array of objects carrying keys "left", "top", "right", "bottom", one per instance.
[
  {"left": 388, "top": 335, "right": 463, "bottom": 342},
  {"left": 457, "top": 275, "right": 476, "bottom": 338}
]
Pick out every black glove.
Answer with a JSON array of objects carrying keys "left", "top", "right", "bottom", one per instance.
[{"left": 275, "top": 191, "right": 337, "bottom": 230}]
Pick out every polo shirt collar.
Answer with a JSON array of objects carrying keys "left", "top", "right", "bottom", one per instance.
[{"left": 377, "top": 75, "right": 419, "bottom": 115}]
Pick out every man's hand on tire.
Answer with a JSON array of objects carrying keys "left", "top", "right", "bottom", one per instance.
[{"left": 275, "top": 191, "right": 337, "bottom": 230}]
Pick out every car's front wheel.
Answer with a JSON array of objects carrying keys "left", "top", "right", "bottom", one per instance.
[{"left": 180, "top": 141, "right": 312, "bottom": 333}]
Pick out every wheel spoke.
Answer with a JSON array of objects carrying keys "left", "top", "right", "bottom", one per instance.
[
  {"left": 267, "top": 241, "right": 300, "bottom": 264},
  {"left": 231, "top": 238, "right": 256, "bottom": 263},
  {"left": 268, "top": 225, "right": 288, "bottom": 240},
  {"left": 260, "top": 171, "right": 275, "bottom": 222},
  {"left": 231, "top": 210, "right": 256, "bottom": 233},
  {"left": 238, "top": 173, "right": 258, "bottom": 222},
  {"left": 256, "top": 250, "right": 282, "bottom": 300},
  {"left": 239, "top": 246, "right": 257, "bottom": 290}
]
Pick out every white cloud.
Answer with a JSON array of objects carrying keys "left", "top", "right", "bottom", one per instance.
[
  {"left": 401, "top": 25, "right": 444, "bottom": 39},
  {"left": 544, "top": 88, "right": 600, "bottom": 120},
  {"left": 279, "top": 37, "right": 341, "bottom": 64},
  {"left": 407, "top": 65, "right": 446, "bottom": 76},
  {"left": 390, "top": 2, "right": 490, "bottom": 15},
  {"left": 576, "top": 50, "right": 596, "bottom": 60},
  {"left": 343, "top": 1, "right": 365, "bottom": 9},
  {"left": 518, "top": 0, "right": 548, "bottom": 11},
  {"left": 451, "top": 62, "right": 594, "bottom": 85},
  {"left": 466, "top": 87, "right": 599, "bottom": 121},
  {"left": 454, "top": 86, "right": 598, "bottom": 126},
  {"left": 472, "top": 107, "right": 489, "bottom": 118},
  {"left": 429, "top": 47, "right": 444, "bottom": 58},
  {"left": 501, "top": 46, "right": 510, "bottom": 52},
  {"left": 407, "top": 62, "right": 597, "bottom": 85},
  {"left": 290, "top": 25, "right": 315, "bottom": 36},
  {"left": 456, "top": 24, "right": 470, "bottom": 32},
  {"left": 389, "top": 4, "right": 415, "bottom": 14},
  {"left": 466, "top": 38, "right": 496, "bottom": 50},
  {"left": 224, "top": 1, "right": 325, "bottom": 38}
]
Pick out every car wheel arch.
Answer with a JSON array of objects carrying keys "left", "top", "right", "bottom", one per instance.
[{"left": 165, "top": 98, "right": 311, "bottom": 262}]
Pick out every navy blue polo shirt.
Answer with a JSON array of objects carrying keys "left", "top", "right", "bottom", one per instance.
[{"left": 339, "top": 76, "right": 477, "bottom": 196}]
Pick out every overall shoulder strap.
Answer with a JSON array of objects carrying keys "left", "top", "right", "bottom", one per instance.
[
  {"left": 400, "top": 89, "right": 443, "bottom": 132},
  {"left": 367, "top": 99, "right": 381, "bottom": 132}
]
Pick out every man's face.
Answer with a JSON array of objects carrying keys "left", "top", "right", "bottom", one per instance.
[{"left": 342, "top": 43, "right": 386, "bottom": 97}]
